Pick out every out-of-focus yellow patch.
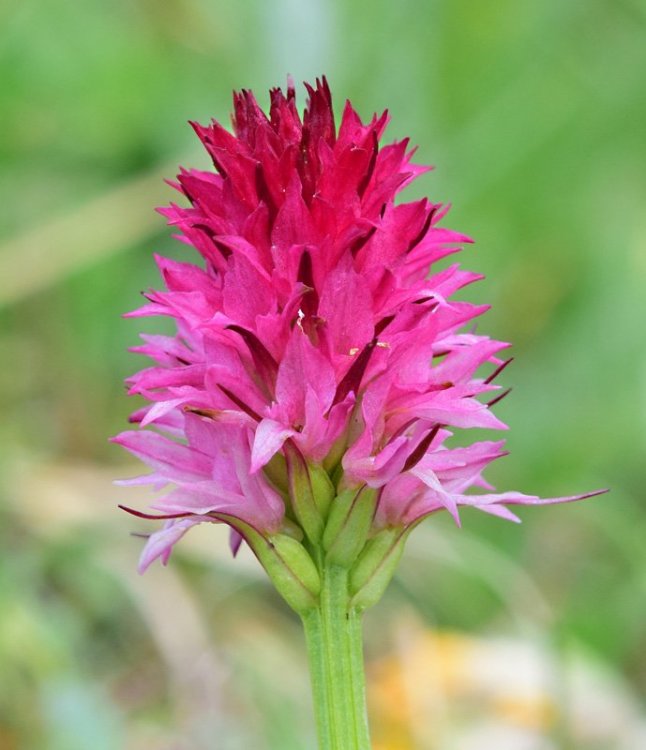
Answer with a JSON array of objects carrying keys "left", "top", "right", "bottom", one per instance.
[{"left": 368, "top": 622, "right": 559, "bottom": 749}]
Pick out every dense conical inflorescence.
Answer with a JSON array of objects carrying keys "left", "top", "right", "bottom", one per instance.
[{"left": 113, "top": 78, "right": 602, "bottom": 578}]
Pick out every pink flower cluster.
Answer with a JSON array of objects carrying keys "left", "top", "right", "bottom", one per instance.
[{"left": 114, "top": 79, "right": 601, "bottom": 572}]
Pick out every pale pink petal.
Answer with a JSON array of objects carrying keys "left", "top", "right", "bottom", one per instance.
[
  {"left": 112, "top": 430, "right": 211, "bottom": 483},
  {"left": 138, "top": 518, "right": 202, "bottom": 573},
  {"left": 251, "top": 419, "right": 295, "bottom": 472}
]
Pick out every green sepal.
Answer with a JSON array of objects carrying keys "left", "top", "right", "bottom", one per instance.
[
  {"left": 349, "top": 526, "right": 411, "bottom": 611},
  {"left": 264, "top": 452, "right": 289, "bottom": 495},
  {"left": 308, "top": 462, "right": 335, "bottom": 518},
  {"left": 279, "top": 516, "right": 305, "bottom": 541},
  {"left": 218, "top": 514, "right": 320, "bottom": 614},
  {"left": 322, "top": 432, "right": 347, "bottom": 476},
  {"left": 285, "top": 443, "right": 332, "bottom": 544},
  {"left": 263, "top": 533, "right": 321, "bottom": 613},
  {"left": 322, "top": 486, "right": 377, "bottom": 567}
]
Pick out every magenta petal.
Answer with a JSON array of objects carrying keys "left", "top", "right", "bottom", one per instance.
[
  {"left": 139, "top": 398, "right": 192, "bottom": 427},
  {"left": 344, "top": 435, "right": 410, "bottom": 488},
  {"left": 403, "top": 392, "right": 509, "bottom": 431},
  {"left": 318, "top": 262, "right": 374, "bottom": 355},
  {"left": 223, "top": 254, "right": 275, "bottom": 327},
  {"left": 251, "top": 419, "right": 295, "bottom": 472},
  {"left": 112, "top": 430, "right": 211, "bottom": 483},
  {"left": 275, "top": 329, "right": 336, "bottom": 424},
  {"left": 410, "top": 466, "right": 462, "bottom": 526},
  {"left": 151, "top": 483, "right": 246, "bottom": 514}
]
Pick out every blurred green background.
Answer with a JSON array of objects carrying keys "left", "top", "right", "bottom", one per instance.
[{"left": 1, "top": 1, "right": 645, "bottom": 748}]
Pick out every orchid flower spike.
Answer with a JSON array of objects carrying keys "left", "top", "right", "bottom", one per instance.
[{"left": 113, "top": 78, "right": 605, "bottom": 613}]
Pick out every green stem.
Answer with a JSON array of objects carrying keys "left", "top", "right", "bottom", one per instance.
[{"left": 301, "top": 564, "right": 371, "bottom": 750}]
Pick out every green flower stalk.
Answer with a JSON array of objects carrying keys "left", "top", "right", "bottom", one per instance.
[{"left": 114, "top": 78, "right": 604, "bottom": 749}]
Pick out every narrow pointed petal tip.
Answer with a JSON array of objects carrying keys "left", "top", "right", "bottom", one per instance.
[
  {"left": 113, "top": 76, "right": 603, "bottom": 574},
  {"left": 517, "top": 487, "right": 609, "bottom": 506},
  {"left": 118, "top": 504, "right": 193, "bottom": 521}
]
